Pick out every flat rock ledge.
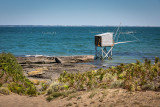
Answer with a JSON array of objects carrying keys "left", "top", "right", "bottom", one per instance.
[
  {"left": 16, "top": 55, "right": 96, "bottom": 80},
  {"left": 17, "top": 55, "right": 94, "bottom": 64}
]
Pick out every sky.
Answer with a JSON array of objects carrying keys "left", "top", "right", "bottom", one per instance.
[{"left": 0, "top": 0, "right": 160, "bottom": 26}]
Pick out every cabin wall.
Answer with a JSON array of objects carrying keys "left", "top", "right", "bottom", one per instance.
[
  {"left": 95, "top": 33, "right": 114, "bottom": 47},
  {"left": 101, "top": 34, "right": 114, "bottom": 46}
]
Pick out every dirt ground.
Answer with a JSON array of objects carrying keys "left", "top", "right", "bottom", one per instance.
[{"left": 1, "top": 88, "right": 160, "bottom": 107}]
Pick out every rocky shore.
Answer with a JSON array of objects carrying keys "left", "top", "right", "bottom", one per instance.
[{"left": 16, "top": 55, "right": 96, "bottom": 83}]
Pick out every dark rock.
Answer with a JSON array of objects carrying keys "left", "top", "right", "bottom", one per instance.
[{"left": 55, "top": 57, "right": 63, "bottom": 63}]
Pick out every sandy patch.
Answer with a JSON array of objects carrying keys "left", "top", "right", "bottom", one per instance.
[{"left": 1, "top": 88, "right": 160, "bottom": 107}]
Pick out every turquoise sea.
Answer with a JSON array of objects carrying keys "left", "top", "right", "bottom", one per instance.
[{"left": 0, "top": 26, "right": 160, "bottom": 67}]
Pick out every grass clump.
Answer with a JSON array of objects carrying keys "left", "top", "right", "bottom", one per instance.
[
  {"left": 0, "top": 87, "right": 11, "bottom": 95},
  {"left": 46, "top": 90, "right": 76, "bottom": 101},
  {"left": 41, "top": 82, "right": 49, "bottom": 91},
  {"left": 88, "top": 92, "right": 96, "bottom": 99},
  {"left": 66, "top": 103, "right": 72, "bottom": 106},
  {"left": 46, "top": 81, "right": 76, "bottom": 101},
  {"left": 0, "top": 53, "right": 37, "bottom": 96},
  {"left": 46, "top": 92, "right": 64, "bottom": 101},
  {"left": 67, "top": 94, "right": 77, "bottom": 100}
]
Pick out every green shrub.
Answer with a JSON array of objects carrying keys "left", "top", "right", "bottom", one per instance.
[
  {"left": 0, "top": 87, "right": 11, "bottom": 95},
  {"left": 155, "top": 57, "right": 159, "bottom": 64},
  {"left": 8, "top": 82, "right": 25, "bottom": 94},
  {"left": 41, "top": 82, "right": 49, "bottom": 91},
  {"left": 0, "top": 53, "right": 37, "bottom": 96},
  {"left": 0, "top": 53, "right": 23, "bottom": 81}
]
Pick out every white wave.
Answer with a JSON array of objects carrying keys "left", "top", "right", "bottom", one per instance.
[
  {"left": 25, "top": 55, "right": 51, "bottom": 57},
  {"left": 42, "top": 32, "right": 56, "bottom": 34},
  {"left": 90, "top": 31, "right": 104, "bottom": 33},
  {"left": 121, "top": 31, "right": 135, "bottom": 34}
]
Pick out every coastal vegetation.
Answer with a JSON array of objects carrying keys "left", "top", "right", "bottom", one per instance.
[
  {"left": 0, "top": 53, "right": 37, "bottom": 96},
  {"left": 0, "top": 52, "right": 160, "bottom": 103},
  {"left": 46, "top": 57, "right": 160, "bottom": 101}
]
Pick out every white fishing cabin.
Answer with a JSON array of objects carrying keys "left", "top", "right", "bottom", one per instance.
[
  {"left": 95, "top": 32, "right": 114, "bottom": 59},
  {"left": 95, "top": 33, "right": 114, "bottom": 47}
]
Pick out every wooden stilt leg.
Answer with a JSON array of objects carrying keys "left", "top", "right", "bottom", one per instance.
[
  {"left": 109, "top": 46, "right": 112, "bottom": 59},
  {"left": 95, "top": 46, "right": 97, "bottom": 59},
  {"left": 101, "top": 47, "right": 103, "bottom": 59}
]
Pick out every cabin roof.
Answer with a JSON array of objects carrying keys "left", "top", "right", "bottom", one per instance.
[{"left": 95, "top": 32, "right": 113, "bottom": 36}]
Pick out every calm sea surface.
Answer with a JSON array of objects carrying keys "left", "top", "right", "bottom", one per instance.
[{"left": 0, "top": 26, "right": 160, "bottom": 67}]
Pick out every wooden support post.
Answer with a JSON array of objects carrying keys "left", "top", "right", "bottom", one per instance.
[
  {"left": 111, "top": 46, "right": 112, "bottom": 57},
  {"left": 104, "top": 47, "right": 107, "bottom": 54},
  {"left": 95, "top": 46, "right": 97, "bottom": 59},
  {"left": 101, "top": 47, "right": 103, "bottom": 59}
]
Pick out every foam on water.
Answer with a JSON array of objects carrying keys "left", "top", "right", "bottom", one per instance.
[{"left": 25, "top": 55, "right": 51, "bottom": 57}]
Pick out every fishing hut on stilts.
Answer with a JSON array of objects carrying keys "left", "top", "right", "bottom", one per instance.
[
  {"left": 95, "top": 33, "right": 114, "bottom": 59},
  {"left": 95, "top": 24, "right": 139, "bottom": 60}
]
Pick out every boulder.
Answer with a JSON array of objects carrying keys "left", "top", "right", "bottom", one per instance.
[
  {"left": 28, "top": 70, "right": 45, "bottom": 77},
  {"left": 55, "top": 57, "right": 63, "bottom": 63},
  {"left": 76, "top": 55, "right": 94, "bottom": 62}
]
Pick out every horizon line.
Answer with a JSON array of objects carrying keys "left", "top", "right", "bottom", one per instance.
[{"left": 0, "top": 25, "right": 160, "bottom": 27}]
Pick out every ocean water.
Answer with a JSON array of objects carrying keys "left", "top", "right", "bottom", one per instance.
[{"left": 0, "top": 26, "right": 160, "bottom": 67}]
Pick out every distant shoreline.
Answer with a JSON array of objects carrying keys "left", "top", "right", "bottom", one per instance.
[{"left": 0, "top": 25, "right": 160, "bottom": 27}]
